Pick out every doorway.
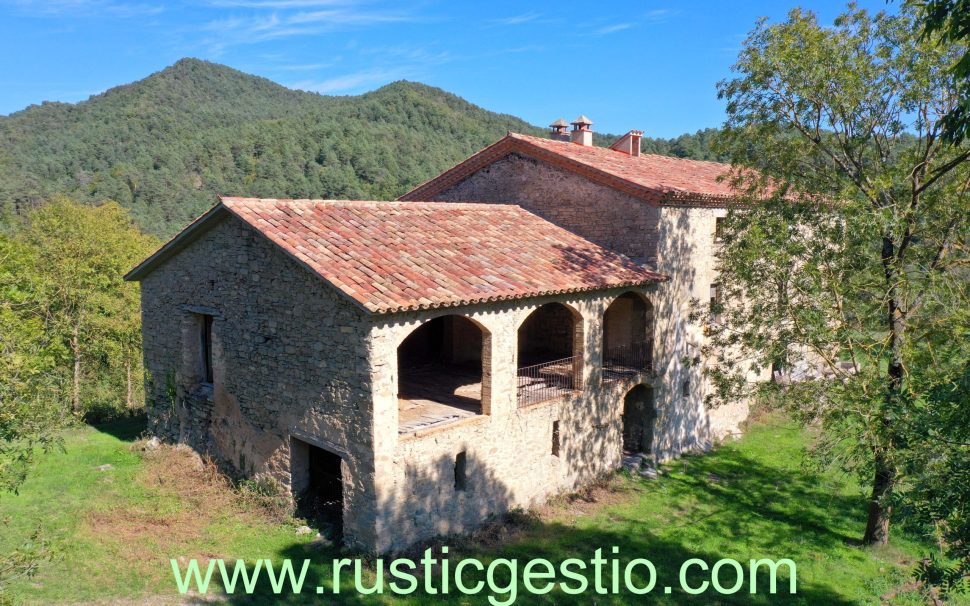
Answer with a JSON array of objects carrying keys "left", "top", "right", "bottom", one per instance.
[
  {"left": 621, "top": 384, "right": 656, "bottom": 454},
  {"left": 291, "top": 437, "right": 344, "bottom": 540}
]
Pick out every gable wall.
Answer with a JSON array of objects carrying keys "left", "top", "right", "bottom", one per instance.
[
  {"left": 138, "top": 215, "right": 379, "bottom": 548},
  {"left": 431, "top": 153, "right": 660, "bottom": 263},
  {"left": 430, "top": 153, "right": 755, "bottom": 456}
]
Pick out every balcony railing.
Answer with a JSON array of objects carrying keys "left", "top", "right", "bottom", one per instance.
[
  {"left": 602, "top": 342, "right": 652, "bottom": 383},
  {"left": 517, "top": 356, "right": 581, "bottom": 407}
]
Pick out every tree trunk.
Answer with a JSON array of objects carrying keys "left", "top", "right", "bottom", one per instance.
[
  {"left": 864, "top": 235, "right": 905, "bottom": 546},
  {"left": 71, "top": 324, "right": 81, "bottom": 413},
  {"left": 125, "top": 358, "right": 133, "bottom": 411},
  {"left": 863, "top": 449, "right": 895, "bottom": 545}
]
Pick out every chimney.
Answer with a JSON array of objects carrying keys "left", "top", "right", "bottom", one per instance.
[
  {"left": 570, "top": 115, "right": 593, "bottom": 146},
  {"left": 549, "top": 118, "right": 570, "bottom": 141},
  {"left": 609, "top": 130, "right": 644, "bottom": 156}
]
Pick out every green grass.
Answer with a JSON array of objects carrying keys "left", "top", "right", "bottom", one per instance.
[{"left": 2, "top": 414, "right": 964, "bottom": 605}]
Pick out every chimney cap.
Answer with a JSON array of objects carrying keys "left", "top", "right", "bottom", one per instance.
[
  {"left": 571, "top": 115, "right": 593, "bottom": 126},
  {"left": 549, "top": 118, "right": 569, "bottom": 128}
]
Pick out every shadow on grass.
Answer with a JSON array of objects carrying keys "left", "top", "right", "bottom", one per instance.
[
  {"left": 89, "top": 413, "right": 147, "bottom": 442},
  {"left": 216, "top": 525, "right": 853, "bottom": 605},
  {"left": 218, "top": 434, "right": 864, "bottom": 605}
]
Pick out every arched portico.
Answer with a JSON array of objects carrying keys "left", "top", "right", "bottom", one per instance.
[
  {"left": 602, "top": 291, "right": 654, "bottom": 382},
  {"left": 516, "top": 302, "right": 583, "bottom": 406},
  {"left": 397, "top": 315, "right": 491, "bottom": 433}
]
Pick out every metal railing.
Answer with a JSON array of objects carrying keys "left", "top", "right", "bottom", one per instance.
[
  {"left": 602, "top": 342, "right": 652, "bottom": 383},
  {"left": 517, "top": 356, "right": 581, "bottom": 407}
]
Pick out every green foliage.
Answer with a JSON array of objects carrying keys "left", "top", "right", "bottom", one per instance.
[
  {"left": 0, "top": 59, "right": 721, "bottom": 238},
  {"left": 6, "top": 198, "right": 157, "bottom": 422},
  {"left": 708, "top": 2, "right": 969, "bottom": 581},
  {"left": 0, "top": 60, "right": 543, "bottom": 237},
  {"left": 0, "top": 236, "right": 63, "bottom": 494},
  {"left": 640, "top": 128, "right": 730, "bottom": 161},
  {"left": 913, "top": 0, "right": 970, "bottom": 143}
]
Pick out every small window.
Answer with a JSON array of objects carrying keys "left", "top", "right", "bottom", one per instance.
[
  {"left": 551, "top": 421, "right": 561, "bottom": 457},
  {"left": 681, "top": 377, "right": 690, "bottom": 397},
  {"left": 709, "top": 284, "right": 721, "bottom": 324},
  {"left": 454, "top": 451, "right": 467, "bottom": 491},
  {"left": 714, "top": 217, "right": 725, "bottom": 241},
  {"left": 199, "top": 314, "right": 214, "bottom": 384}
]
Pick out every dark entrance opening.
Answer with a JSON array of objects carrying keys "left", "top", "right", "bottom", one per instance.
[
  {"left": 622, "top": 384, "right": 656, "bottom": 454},
  {"left": 292, "top": 438, "right": 343, "bottom": 540}
]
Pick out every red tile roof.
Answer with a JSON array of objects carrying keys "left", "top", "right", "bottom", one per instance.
[
  {"left": 401, "top": 132, "right": 744, "bottom": 205},
  {"left": 127, "top": 197, "right": 665, "bottom": 314}
]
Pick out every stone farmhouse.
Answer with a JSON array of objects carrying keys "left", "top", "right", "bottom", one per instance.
[{"left": 126, "top": 117, "right": 762, "bottom": 553}]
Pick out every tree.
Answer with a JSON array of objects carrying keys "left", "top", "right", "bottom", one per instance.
[
  {"left": 710, "top": 5, "right": 969, "bottom": 549},
  {"left": 14, "top": 198, "right": 157, "bottom": 417},
  {"left": 0, "top": 236, "right": 62, "bottom": 493},
  {"left": 914, "top": 0, "right": 970, "bottom": 143}
]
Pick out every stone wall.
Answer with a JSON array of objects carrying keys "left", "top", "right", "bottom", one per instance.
[
  {"left": 138, "top": 214, "right": 379, "bottom": 548},
  {"left": 428, "top": 154, "right": 753, "bottom": 462},
  {"left": 432, "top": 153, "right": 661, "bottom": 263},
  {"left": 368, "top": 288, "right": 660, "bottom": 552}
]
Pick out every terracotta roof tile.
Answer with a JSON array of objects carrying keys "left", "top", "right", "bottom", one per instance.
[
  {"left": 402, "top": 132, "right": 745, "bottom": 205},
  {"left": 209, "top": 197, "right": 665, "bottom": 313}
]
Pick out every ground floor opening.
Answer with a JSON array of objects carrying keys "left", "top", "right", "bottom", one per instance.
[
  {"left": 622, "top": 384, "right": 656, "bottom": 454},
  {"left": 291, "top": 437, "right": 343, "bottom": 540}
]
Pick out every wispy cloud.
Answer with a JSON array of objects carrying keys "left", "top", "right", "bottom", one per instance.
[
  {"left": 8, "top": 0, "right": 163, "bottom": 18},
  {"left": 593, "top": 22, "right": 634, "bottom": 36},
  {"left": 200, "top": 5, "right": 413, "bottom": 47},
  {"left": 289, "top": 67, "right": 411, "bottom": 93},
  {"left": 644, "top": 9, "right": 676, "bottom": 23},
  {"left": 491, "top": 12, "right": 540, "bottom": 26}
]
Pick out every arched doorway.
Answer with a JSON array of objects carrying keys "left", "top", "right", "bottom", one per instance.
[
  {"left": 516, "top": 302, "right": 583, "bottom": 406},
  {"left": 621, "top": 384, "right": 655, "bottom": 454},
  {"left": 397, "top": 315, "right": 490, "bottom": 433},
  {"left": 602, "top": 292, "right": 654, "bottom": 382}
]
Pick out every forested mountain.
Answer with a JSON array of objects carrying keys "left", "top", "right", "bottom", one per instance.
[{"left": 0, "top": 58, "right": 719, "bottom": 237}]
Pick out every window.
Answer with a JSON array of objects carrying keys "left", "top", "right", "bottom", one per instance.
[
  {"left": 709, "top": 283, "right": 721, "bottom": 325},
  {"left": 681, "top": 377, "right": 690, "bottom": 397},
  {"left": 551, "top": 421, "right": 561, "bottom": 457},
  {"left": 199, "top": 314, "right": 214, "bottom": 384},
  {"left": 714, "top": 217, "right": 725, "bottom": 241},
  {"left": 454, "top": 451, "right": 467, "bottom": 491}
]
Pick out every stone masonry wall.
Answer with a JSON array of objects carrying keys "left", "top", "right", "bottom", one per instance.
[
  {"left": 368, "top": 288, "right": 660, "bottom": 552},
  {"left": 433, "top": 153, "right": 661, "bottom": 263},
  {"left": 138, "top": 214, "right": 379, "bottom": 548},
  {"left": 429, "top": 155, "right": 751, "bottom": 462}
]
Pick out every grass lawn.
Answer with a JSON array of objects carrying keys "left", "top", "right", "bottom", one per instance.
[{"left": 1, "top": 413, "right": 963, "bottom": 605}]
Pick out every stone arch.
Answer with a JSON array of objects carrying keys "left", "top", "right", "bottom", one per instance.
[
  {"left": 621, "top": 383, "right": 656, "bottom": 454},
  {"left": 396, "top": 315, "right": 492, "bottom": 432},
  {"left": 516, "top": 302, "right": 584, "bottom": 406},
  {"left": 602, "top": 291, "right": 654, "bottom": 380}
]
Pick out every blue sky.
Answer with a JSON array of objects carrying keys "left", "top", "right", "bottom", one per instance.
[{"left": 0, "top": 0, "right": 895, "bottom": 137}]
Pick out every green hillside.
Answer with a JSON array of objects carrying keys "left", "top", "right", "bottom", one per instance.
[{"left": 0, "top": 58, "right": 719, "bottom": 237}]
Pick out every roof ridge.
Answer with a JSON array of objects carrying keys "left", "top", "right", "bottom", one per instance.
[
  {"left": 508, "top": 131, "right": 732, "bottom": 170},
  {"left": 219, "top": 196, "right": 522, "bottom": 211}
]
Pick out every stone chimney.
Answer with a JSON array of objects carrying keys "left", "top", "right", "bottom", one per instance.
[
  {"left": 549, "top": 118, "right": 570, "bottom": 141},
  {"left": 570, "top": 115, "right": 593, "bottom": 146},
  {"left": 609, "top": 130, "right": 644, "bottom": 156}
]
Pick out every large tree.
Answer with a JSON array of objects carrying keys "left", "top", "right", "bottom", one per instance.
[
  {"left": 14, "top": 198, "right": 156, "bottom": 416},
  {"left": 710, "top": 4, "right": 969, "bottom": 550}
]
